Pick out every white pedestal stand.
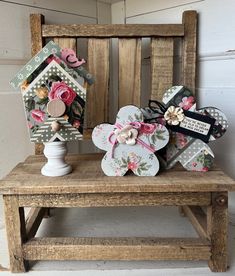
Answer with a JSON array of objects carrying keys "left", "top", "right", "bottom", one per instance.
[{"left": 41, "top": 141, "right": 72, "bottom": 177}]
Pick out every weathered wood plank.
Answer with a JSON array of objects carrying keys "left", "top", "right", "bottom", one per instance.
[
  {"left": 42, "top": 24, "right": 184, "bottom": 38},
  {"left": 118, "top": 38, "right": 141, "bottom": 107},
  {"left": 181, "top": 10, "right": 197, "bottom": 93},
  {"left": 26, "top": 208, "right": 47, "bottom": 240},
  {"left": 30, "top": 14, "right": 45, "bottom": 156},
  {"left": 23, "top": 237, "right": 210, "bottom": 261},
  {"left": 182, "top": 206, "right": 208, "bottom": 239},
  {"left": 150, "top": 38, "right": 174, "bottom": 100},
  {"left": 86, "top": 39, "right": 109, "bottom": 132},
  {"left": 18, "top": 192, "right": 211, "bottom": 207},
  {"left": 1, "top": 155, "right": 235, "bottom": 195},
  {"left": 3, "top": 196, "right": 27, "bottom": 273},
  {"left": 208, "top": 192, "right": 228, "bottom": 272},
  {"left": 30, "top": 14, "right": 45, "bottom": 56},
  {"left": 53, "top": 38, "right": 76, "bottom": 50}
]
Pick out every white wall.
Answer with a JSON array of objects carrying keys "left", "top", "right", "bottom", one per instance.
[
  {"left": 112, "top": 0, "right": 235, "bottom": 208},
  {"left": 0, "top": 0, "right": 111, "bottom": 179}
]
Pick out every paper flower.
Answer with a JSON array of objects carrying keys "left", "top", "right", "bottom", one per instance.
[
  {"left": 114, "top": 125, "right": 139, "bottom": 145},
  {"left": 92, "top": 105, "right": 169, "bottom": 176},
  {"left": 164, "top": 106, "right": 185, "bottom": 125},
  {"left": 179, "top": 96, "right": 195, "bottom": 110}
]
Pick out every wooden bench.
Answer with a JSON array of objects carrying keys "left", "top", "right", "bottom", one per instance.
[{"left": 1, "top": 10, "right": 235, "bottom": 273}]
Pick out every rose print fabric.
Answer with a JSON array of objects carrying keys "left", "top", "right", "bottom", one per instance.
[{"left": 92, "top": 105, "right": 169, "bottom": 176}]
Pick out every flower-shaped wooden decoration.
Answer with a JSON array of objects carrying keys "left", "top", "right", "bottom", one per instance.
[
  {"left": 92, "top": 105, "right": 169, "bottom": 176},
  {"left": 142, "top": 86, "right": 228, "bottom": 171},
  {"left": 10, "top": 41, "right": 91, "bottom": 143}
]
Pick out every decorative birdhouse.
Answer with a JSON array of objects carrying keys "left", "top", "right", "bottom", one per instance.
[{"left": 10, "top": 41, "right": 94, "bottom": 176}]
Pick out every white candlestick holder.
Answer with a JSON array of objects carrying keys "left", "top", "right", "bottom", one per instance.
[{"left": 41, "top": 141, "right": 72, "bottom": 177}]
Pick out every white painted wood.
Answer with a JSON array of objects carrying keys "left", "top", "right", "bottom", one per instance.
[
  {"left": 41, "top": 142, "right": 72, "bottom": 177},
  {"left": 125, "top": 0, "right": 204, "bottom": 18},
  {"left": 0, "top": 94, "right": 33, "bottom": 179},
  {"left": 4, "top": 0, "right": 97, "bottom": 18},
  {"left": 97, "top": 1, "right": 112, "bottom": 23}
]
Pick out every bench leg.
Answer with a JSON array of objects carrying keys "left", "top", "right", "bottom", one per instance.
[
  {"left": 207, "top": 192, "right": 228, "bottom": 272},
  {"left": 3, "top": 195, "right": 28, "bottom": 273}
]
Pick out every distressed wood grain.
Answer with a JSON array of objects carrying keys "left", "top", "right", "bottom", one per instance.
[
  {"left": 42, "top": 24, "right": 184, "bottom": 38},
  {"left": 181, "top": 10, "right": 197, "bottom": 93},
  {"left": 150, "top": 37, "right": 174, "bottom": 100},
  {"left": 18, "top": 192, "right": 211, "bottom": 207},
  {"left": 1, "top": 154, "right": 235, "bottom": 195},
  {"left": 30, "top": 14, "right": 45, "bottom": 155},
  {"left": 3, "top": 196, "right": 27, "bottom": 273},
  {"left": 119, "top": 38, "right": 141, "bottom": 107},
  {"left": 23, "top": 237, "right": 210, "bottom": 261},
  {"left": 208, "top": 192, "right": 228, "bottom": 272},
  {"left": 86, "top": 39, "right": 109, "bottom": 135}
]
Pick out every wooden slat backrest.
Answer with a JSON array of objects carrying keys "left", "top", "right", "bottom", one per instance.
[{"left": 30, "top": 11, "right": 197, "bottom": 154}]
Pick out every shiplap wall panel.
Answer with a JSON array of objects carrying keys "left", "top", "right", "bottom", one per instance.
[
  {"left": 6, "top": 0, "right": 97, "bottom": 18},
  {"left": 126, "top": 0, "right": 204, "bottom": 18},
  {"left": 0, "top": 94, "right": 34, "bottom": 178},
  {"left": 0, "top": 0, "right": 111, "bottom": 180},
  {"left": 0, "top": 2, "right": 96, "bottom": 61}
]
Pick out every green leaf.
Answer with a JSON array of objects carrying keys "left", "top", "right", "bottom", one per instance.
[
  {"left": 25, "top": 97, "right": 35, "bottom": 111},
  {"left": 36, "top": 97, "right": 49, "bottom": 105},
  {"left": 71, "top": 101, "right": 83, "bottom": 116},
  {"left": 121, "top": 157, "right": 127, "bottom": 165}
]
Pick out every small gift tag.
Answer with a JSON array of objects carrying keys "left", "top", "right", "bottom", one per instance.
[{"left": 167, "top": 110, "right": 216, "bottom": 143}]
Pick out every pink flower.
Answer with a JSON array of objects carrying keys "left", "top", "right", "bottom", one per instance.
[
  {"left": 46, "top": 55, "right": 62, "bottom": 64},
  {"left": 72, "top": 120, "right": 80, "bottom": 129},
  {"left": 192, "top": 162, "right": 197, "bottom": 167},
  {"left": 202, "top": 167, "right": 209, "bottom": 172},
  {"left": 27, "top": 121, "right": 33, "bottom": 129},
  {"left": 127, "top": 162, "right": 138, "bottom": 170},
  {"left": 31, "top": 109, "right": 45, "bottom": 123},
  {"left": 179, "top": 96, "right": 195, "bottom": 110},
  {"left": 49, "top": 81, "right": 77, "bottom": 106},
  {"left": 177, "top": 133, "right": 187, "bottom": 147},
  {"left": 140, "top": 123, "right": 156, "bottom": 134}
]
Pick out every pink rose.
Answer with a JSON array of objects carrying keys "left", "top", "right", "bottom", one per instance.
[
  {"left": 140, "top": 123, "right": 156, "bottom": 134},
  {"left": 31, "top": 109, "right": 45, "bottom": 123},
  {"left": 179, "top": 96, "right": 195, "bottom": 110},
  {"left": 49, "top": 81, "right": 77, "bottom": 106},
  {"left": 127, "top": 162, "right": 138, "bottom": 170},
  {"left": 72, "top": 120, "right": 80, "bottom": 129}
]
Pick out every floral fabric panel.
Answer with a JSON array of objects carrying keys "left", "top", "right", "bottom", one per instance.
[
  {"left": 142, "top": 86, "right": 228, "bottom": 172},
  {"left": 23, "top": 61, "right": 86, "bottom": 143},
  {"left": 92, "top": 105, "right": 169, "bottom": 176}
]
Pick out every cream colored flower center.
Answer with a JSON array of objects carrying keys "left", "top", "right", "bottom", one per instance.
[
  {"left": 114, "top": 125, "right": 138, "bottom": 146},
  {"left": 164, "top": 106, "right": 185, "bottom": 125}
]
